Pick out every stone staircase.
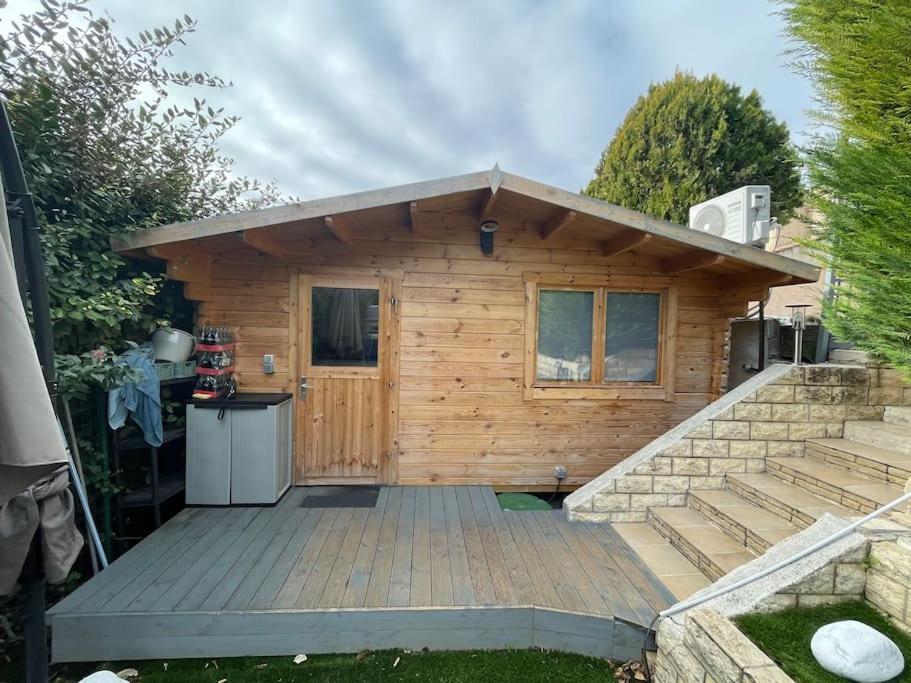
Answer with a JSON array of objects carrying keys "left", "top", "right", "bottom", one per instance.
[{"left": 616, "top": 408, "right": 911, "bottom": 599}]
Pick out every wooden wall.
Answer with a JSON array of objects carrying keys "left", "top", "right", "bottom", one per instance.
[{"left": 192, "top": 212, "right": 741, "bottom": 490}]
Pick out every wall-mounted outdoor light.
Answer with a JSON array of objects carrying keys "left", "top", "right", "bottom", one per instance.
[{"left": 480, "top": 220, "right": 499, "bottom": 255}]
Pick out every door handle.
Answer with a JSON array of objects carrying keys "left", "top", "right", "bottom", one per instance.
[{"left": 299, "top": 377, "right": 310, "bottom": 399}]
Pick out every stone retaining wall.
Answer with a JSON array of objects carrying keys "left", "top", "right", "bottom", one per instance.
[
  {"left": 566, "top": 364, "right": 907, "bottom": 522},
  {"left": 865, "top": 539, "right": 911, "bottom": 633}
]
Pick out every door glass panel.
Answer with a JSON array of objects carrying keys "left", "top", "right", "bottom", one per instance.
[
  {"left": 311, "top": 287, "right": 380, "bottom": 366},
  {"left": 536, "top": 289, "right": 593, "bottom": 381},
  {"left": 604, "top": 292, "right": 660, "bottom": 382}
]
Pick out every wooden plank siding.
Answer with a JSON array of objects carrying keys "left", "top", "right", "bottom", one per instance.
[{"left": 188, "top": 213, "right": 742, "bottom": 489}]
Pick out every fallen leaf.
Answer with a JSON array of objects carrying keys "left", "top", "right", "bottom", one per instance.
[
  {"left": 255, "top": 663, "right": 268, "bottom": 669},
  {"left": 293, "top": 654, "right": 308, "bottom": 664},
  {"left": 217, "top": 678, "right": 227, "bottom": 683},
  {"left": 115, "top": 669, "right": 139, "bottom": 679},
  {"left": 393, "top": 656, "right": 401, "bottom": 668}
]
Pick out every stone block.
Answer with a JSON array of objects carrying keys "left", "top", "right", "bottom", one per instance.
[
  {"left": 794, "top": 385, "right": 833, "bottom": 404},
  {"left": 870, "top": 541, "right": 911, "bottom": 583},
  {"left": 709, "top": 458, "right": 747, "bottom": 475},
  {"left": 668, "top": 493, "right": 687, "bottom": 506},
  {"left": 616, "top": 475, "right": 654, "bottom": 493},
  {"left": 869, "top": 387, "right": 904, "bottom": 405},
  {"left": 746, "top": 458, "right": 766, "bottom": 473},
  {"left": 755, "top": 593, "right": 797, "bottom": 613},
  {"left": 609, "top": 511, "right": 647, "bottom": 523},
  {"left": 825, "top": 422, "right": 846, "bottom": 438},
  {"left": 690, "top": 476, "right": 726, "bottom": 489},
  {"left": 713, "top": 421, "right": 751, "bottom": 440},
  {"left": 834, "top": 563, "right": 867, "bottom": 595},
  {"left": 775, "top": 367, "right": 803, "bottom": 384},
  {"left": 808, "top": 404, "right": 847, "bottom": 422},
  {"left": 661, "top": 440, "right": 693, "bottom": 458},
  {"left": 756, "top": 385, "right": 796, "bottom": 403},
  {"left": 796, "top": 593, "right": 856, "bottom": 607},
  {"left": 805, "top": 366, "right": 842, "bottom": 385},
  {"left": 592, "top": 493, "right": 630, "bottom": 512},
  {"left": 734, "top": 403, "right": 773, "bottom": 421},
  {"left": 878, "top": 368, "right": 908, "bottom": 387},
  {"left": 844, "top": 405, "right": 884, "bottom": 420},
  {"left": 568, "top": 511, "right": 611, "bottom": 523},
  {"left": 687, "top": 423, "right": 714, "bottom": 439},
  {"left": 865, "top": 572, "right": 908, "bottom": 621},
  {"left": 771, "top": 403, "right": 809, "bottom": 422},
  {"left": 788, "top": 422, "right": 830, "bottom": 440},
  {"left": 653, "top": 476, "right": 691, "bottom": 494},
  {"left": 742, "top": 664, "right": 795, "bottom": 682},
  {"left": 767, "top": 440, "right": 804, "bottom": 457},
  {"left": 673, "top": 457, "right": 709, "bottom": 475},
  {"left": 786, "top": 564, "right": 834, "bottom": 594},
  {"left": 750, "top": 421, "right": 789, "bottom": 440},
  {"left": 686, "top": 610, "right": 773, "bottom": 680},
  {"left": 840, "top": 366, "right": 872, "bottom": 386},
  {"left": 832, "top": 385, "right": 869, "bottom": 405},
  {"left": 634, "top": 456, "right": 673, "bottom": 476},
  {"left": 692, "top": 439, "right": 729, "bottom": 458},
  {"left": 714, "top": 406, "right": 735, "bottom": 421},
  {"left": 630, "top": 493, "right": 669, "bottom": 511},
  {"left": 729, "top": 440, "right": 768, "bottom": 458}
]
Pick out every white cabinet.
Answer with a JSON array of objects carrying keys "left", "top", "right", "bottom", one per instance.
[{"left": 186, "top": 394, "right": 292, "bottom": 505}]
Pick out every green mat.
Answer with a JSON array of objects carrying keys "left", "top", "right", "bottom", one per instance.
[{"left": 497, "top": 492, "right": 554, "bottom": 511}]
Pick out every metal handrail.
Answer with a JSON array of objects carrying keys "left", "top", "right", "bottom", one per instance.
[{"left": 659, "top": 489, "right": 911, "bottom": 619}]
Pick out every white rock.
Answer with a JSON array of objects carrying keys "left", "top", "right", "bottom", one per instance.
[
  {"left": 79, "top": 672, "right": 128, "bottom": 683},
  {"left": 811, "top": 620, "right": 905, "bottom": 683}
]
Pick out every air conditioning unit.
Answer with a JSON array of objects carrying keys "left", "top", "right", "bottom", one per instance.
[{"left": 688, "top": 185, "right": 772, "bottom": 245}]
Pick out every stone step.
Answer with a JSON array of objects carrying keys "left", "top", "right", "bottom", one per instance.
[
  {"left": 806, "top": 438, "right": 911, "bottom": 486},
  {"left": 767, "top": 457, "right": 903, "bottom": 515},
  {"left": 687, "top": 489, "right": 800, "bottom": 554},
  {"left": 646, "top": 506, "right": 757, "bottom": 583},
  {"left": 726, "top": 472, "right": 853, "bottom": 529},
  {"left": 843, "top": 420, "right": 911, "bottom": 456},
  {"left": 612, "top": 522, "right": 712, "bottom": 601},
  {"left": 884, "top": 406, "right": 911, "bottom": 426}
]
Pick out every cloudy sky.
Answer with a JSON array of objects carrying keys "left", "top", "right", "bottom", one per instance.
[{"left": 3, "top": 0, "right": 814, "bottom": 200}]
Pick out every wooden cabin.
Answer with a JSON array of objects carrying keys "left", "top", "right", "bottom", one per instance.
[{"left": 111, "top": 167, "right": 817, "bottom": 491}]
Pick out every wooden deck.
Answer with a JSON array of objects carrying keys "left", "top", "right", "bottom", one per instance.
[{"left": 49, "top": 486, "right": 675, "bottom": 662}]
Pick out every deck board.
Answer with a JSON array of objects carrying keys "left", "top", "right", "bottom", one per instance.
[{"left": 50, "top": 485, "right": 671, "bottom": 663}]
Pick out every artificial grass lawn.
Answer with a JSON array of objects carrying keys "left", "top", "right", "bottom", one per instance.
[
  {"left": 5, "top": 648, "right": 616, "bottom": 683},
  {"left": 736, "top": 601, "right": 911, "bottom": 683}
]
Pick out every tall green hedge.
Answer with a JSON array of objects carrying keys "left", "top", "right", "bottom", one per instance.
[
  {"left": 584, "top": 72, "right": 802, "bottom": 225},
  {"left": 782, "top": 0, "right": 911, "bottom": 374}
]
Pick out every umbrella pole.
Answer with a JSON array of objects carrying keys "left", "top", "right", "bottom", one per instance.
[{"left": 1, "top": 97, "right": 54, "bottom": 683}]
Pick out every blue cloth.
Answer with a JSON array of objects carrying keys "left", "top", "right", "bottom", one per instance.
[{"left": 107, "top": 345, "right": 163, "bottom": 447}]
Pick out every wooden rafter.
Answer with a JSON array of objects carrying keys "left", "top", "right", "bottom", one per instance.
[
  {"left": 408, "top": 201, "right": 430, "bottom": 235},
  {"left": 241, "top": 230, "right": 285, "bottom": 259},
  {"left": 601, "top": 230, "right": 652, "bottom": 257},
  {"left": 540, "top": 210, "right": 577, "bottom": 240},
  {"left": 479, "top": 189, "right": 500, "bottom": 220},
  {"left": 324, "top": 215, "right": 354, "bottom": 246},
  {"left": 661, "top": 251, "right": 726, "bottom": 275},
  {"left": 717, "top": 269, "right": 796, "bottom": 290}
]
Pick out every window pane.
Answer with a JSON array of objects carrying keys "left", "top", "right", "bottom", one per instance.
[
  {"left": 536, "top": 290, "right": 593, "bottom": 381},
  {"left": 312, "top": 287, "right": 379, "bottom": 366},
  {"left": 604, "top": 292, "right": 661, "bottom": 382}
]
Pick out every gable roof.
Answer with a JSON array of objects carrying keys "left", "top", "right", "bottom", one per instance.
[{"left": 110, "top": 165, "right": 819, "bottom": 284}]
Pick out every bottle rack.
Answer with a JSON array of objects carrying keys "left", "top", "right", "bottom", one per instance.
[
  {"left": 196, "top": 365, "right": 235, "bottom": 376},
  {"left": 196, "top": 342, "right": 235, "bottom": 353}
]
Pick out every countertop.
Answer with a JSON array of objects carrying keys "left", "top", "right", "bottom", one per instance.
[{"left": 188, "top": 392, "right": 293, "bottom": 409}]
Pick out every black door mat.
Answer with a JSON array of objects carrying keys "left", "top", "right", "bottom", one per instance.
[{"left": 300, "top": 486, "right": 380, "bottom": 508}]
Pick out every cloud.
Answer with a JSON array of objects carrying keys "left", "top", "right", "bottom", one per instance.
[{"left": 2, "top": 0, "right": 813, "bottom": 200}]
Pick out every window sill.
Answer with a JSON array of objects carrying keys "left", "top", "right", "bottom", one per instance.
[{"left": 525, "top": 384, "right": 669, "bottom": 401}]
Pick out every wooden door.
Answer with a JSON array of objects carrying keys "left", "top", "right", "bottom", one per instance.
[{"left": 295, "top": 274, "right": 400, "bottom": 484}]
